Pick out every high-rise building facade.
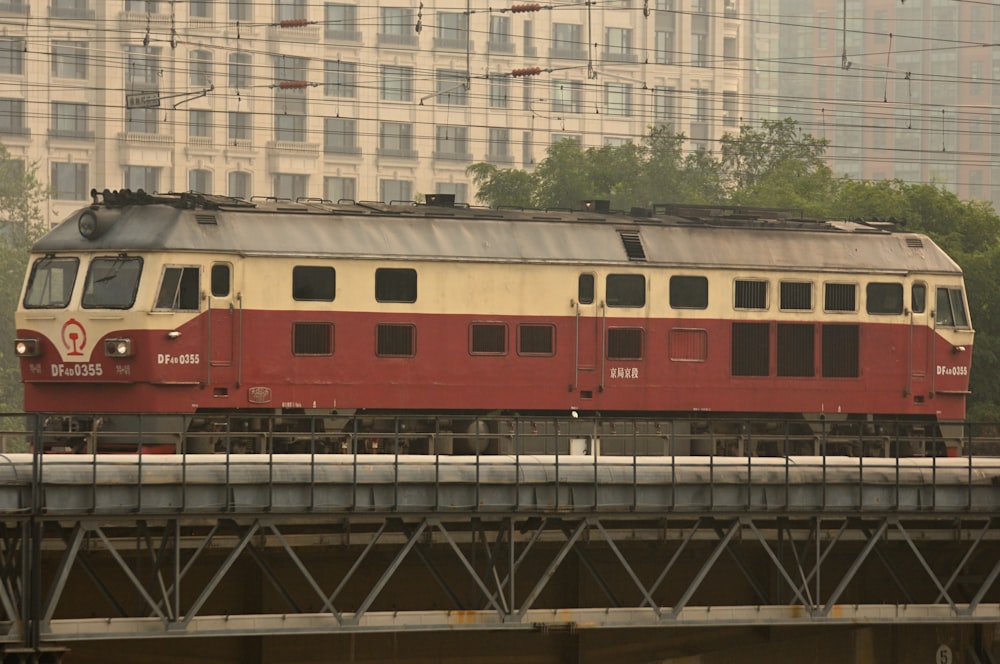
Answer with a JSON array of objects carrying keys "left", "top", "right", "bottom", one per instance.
[
  {"left": 775, "top": 0, "right": 998, "bottom": 209},
  {"left": 0, "top": 0, "right": 745, "bottom": 226}
]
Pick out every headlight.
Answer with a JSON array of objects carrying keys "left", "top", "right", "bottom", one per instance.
[
  {"left": 14, "top": 338, "right": 39, "bottom": 357},
  {"left": 78, "top": 209, "right": 98, "bottom": 239},
  {"left": 104, "top": 338, "right": 132, "bottom": 357}
]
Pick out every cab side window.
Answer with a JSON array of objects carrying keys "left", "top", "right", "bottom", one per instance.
[{"left": 155, "top": 266, "right": 200, "bottom": 310}]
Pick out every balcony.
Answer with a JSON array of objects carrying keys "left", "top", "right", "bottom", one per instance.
[
  {"left": 487, "top": 40, "right": 515, "bottom": 54},
  {"left": 378, "top": 33, "right": 418, "bottom": 47},
  {"left": 325, "top": 28, "right": 362, "bottom": 43},
  {"left": 48, "top": 129, "right": 95, "bottom": 141},
  {"left": 266, "top": 24, "right": 321, "bottom": 44},
  {"left": 50, "top": 6, "right": 95, "bottom": 19}
]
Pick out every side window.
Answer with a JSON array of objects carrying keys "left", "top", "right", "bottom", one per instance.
[
  {"left": 375, "top": 267, "right": 417, "bottom": 303},
  {"left": 824, "top": 283, "right": 856, "bottom": 312},
  {"left": 866, "top": 282, "right": 903, "bottom": 315},
  {"left": 780, "top": 281, "right": 812, "bottom": 311},
  {"left": 293, "top": 266, "right": 336, "bottom": 301},
  {"left": 606, "top": 274, "right": 645, "bottom": 307},
  {"left": 911, "top": 283, "right": 926, "bottom": 314},
  {"left": 578, "top": 273, "right": 595, "bottom": 305},
  {"left": 377, "top": 323, "right": 415, "bottom": 357},
  {"left": 470, "top": 323, "right": 507, "bottom": 355},
  {"left": 155, "top": 266, "right": 200, "bottom": 311},
  {"left": 211, "top": 263, "right": 230, "bottom": 298},
  {"left": 734, "top": 279, "right": 767, "bottom": 310},
  {"left": 936, "top": 287, "right": 969, "bottom": 328},
  {"left": 607, "top": 327, "right": 643, "bottom": 359},
  {"left": 518, "top": 324, "right": 555, "bottom": 356},
  {"left": 669, "top": 275, "right": 708, "bottom": 309},
  {"left": 293, "top": 322, "right": 333, "bottom": 355}
]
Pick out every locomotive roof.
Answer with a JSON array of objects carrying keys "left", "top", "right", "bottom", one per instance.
[{"left": 34, "top": 192, "right": 962, "bottom": 276}]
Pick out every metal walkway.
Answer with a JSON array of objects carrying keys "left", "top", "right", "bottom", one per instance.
[{"left": 0, "top": 452, "right": 998, "bottom": 658}]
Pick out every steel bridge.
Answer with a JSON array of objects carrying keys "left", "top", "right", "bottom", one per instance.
[{"left": 0, "top": 440, "right": 995, "bottom": 663}]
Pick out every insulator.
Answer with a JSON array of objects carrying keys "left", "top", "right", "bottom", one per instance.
[
  {"left": 278, "top": 80, "right": 309, "bottom": 89},
  {"left": 279, "top": 18, "right": 310, "bottom": 27},
  {"left": 511, "top": 3, "right": 541, "bottom": 12},
  {"left": 511, "top": 66, "right": 542, "bottom": 77}
]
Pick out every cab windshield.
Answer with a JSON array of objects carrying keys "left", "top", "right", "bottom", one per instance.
[
  {"left": 82, "top": 256, "right": 143, "bottom": 309},
  {"left": 23, "top": 256, "right": 79, "bottom": 309}
]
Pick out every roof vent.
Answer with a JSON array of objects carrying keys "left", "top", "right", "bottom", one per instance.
[
  {"left": 195, "top": 214, "right": 217, "bottom": 225},
  {"left": 425, "top": 193, "right": 455, "bottom": 206},
  {"left": 905, "top": 237, "right": 923, "bottom": 249},
  {"left": 618, "top": 230, "right": 646, "bottom": 261}
]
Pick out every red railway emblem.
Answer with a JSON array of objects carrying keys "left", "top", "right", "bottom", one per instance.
[
  {"left": 60, "top": 318, "right": 87, "bottom": 357},
  {"left": 248, "top": 387, "right": 272, "bottom": 404}
]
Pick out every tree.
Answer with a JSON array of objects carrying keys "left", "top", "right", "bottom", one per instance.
[
  {"left": 532, "top": 138, "right": 593, "bottom": 209},
  {"left": 719, "top": 118, "right": 830, "bottom": 193},
  {"left": 0, "top": 145, "right": 47, "bottom": 415},
  {"left": 466, "top": 163, "right": 536, "bottom": 208}
]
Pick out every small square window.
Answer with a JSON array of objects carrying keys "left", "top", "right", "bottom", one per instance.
[
  {"left": 377, "top": 323, "right": 415, "bottom": 357},
  {"left": 670, "top": 275, "right": 708, "bottom": 309},
  {"left": 470, "top": 323, "right": 507, "bottom": 355},
  {"left": 734, "top": 280, "right": 767, "bottom": 310},
  {"left": 293, "top": 266, "right": 336, "bottom": 301},
  {"left": 375, "top": 268, "right": 417, "bottom": 303},
  {"left": 606, "top": 274, "right": 645, "bottom": 307},
  {"left": 825, "top": 283, "right": 856, "bottom": 312},
  {"left": 518, "top": 324, "right": 554, "bottom": 356},
  {"left": 293, "top": 322, "right": 333, "bottom": 355},
  {"left": 607, "top": 328, "right": 643, "bottom": 359},
  {"left": 780, "top": 282, "right": 812, "bottom": 311}
]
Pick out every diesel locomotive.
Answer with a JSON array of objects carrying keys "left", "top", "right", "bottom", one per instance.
[{"left": 14, "top": 189, "right": 974, "bottom": 454}]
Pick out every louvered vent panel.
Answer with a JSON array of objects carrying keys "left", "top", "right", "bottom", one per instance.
[
  {"left": 906, "top": 237, "right": 923, "bottom": 249},
  {"left": 618, "top": 230, "right": 646, "bottom": 261},
  {"left": 195, "top": 214, "right": 217, "bottom": 225}
]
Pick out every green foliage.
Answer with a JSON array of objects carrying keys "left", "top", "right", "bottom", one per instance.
[
  {"left": 719, "top": 118, "right": 831, "bottom": 193},
  {"left": 0, "top": 145, "right": 47, "bottom": 416},
  {"left": 466, "top": 163, "right": 536, "bottom": 208}
]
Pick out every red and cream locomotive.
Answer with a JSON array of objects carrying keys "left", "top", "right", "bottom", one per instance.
[{"left": 14, "top": 189, "right": 974, "bottom": 454}]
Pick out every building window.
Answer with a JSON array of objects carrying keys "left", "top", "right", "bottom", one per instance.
[
  {"left": 551, "top": 22, "right": 584, "bottom": 58},
  {"left": 604, "top": 27, "right": 634, "bottom": 61},
  {"left": 435, "top": 11, "right": 468, "bottom": 49},
  {"left": 489, "top": 76, "right": 509, "bottom": 108},
  {"left": 51, "top": 102, "right": 89, "bottom": 138},
  {"left": 488, "top": 15, "right": 512, "bottom": 51},
  {"left": 276, "top": 0, "right": 306, "bottom": 21},
  {"left": 724, "top": 36, "right": 737, "bottom": 62},
  {"left": 692, "top": 11, "right": 709, "bottom": 67},
  {"left": 470, "top": 323, "right": 507, "bottom": 355},
  {"left": 325, "top": 3, "right": 360, "bottom": 41},
  {"left": 293, "top": 322, "right": 333, "bottom": 355},
  {"left": 273, "top": 173, "right": 308, "bottom": 200},
  {"left": 734, "top": 279, "right": 767, "bottom": 310},
  {"left": 229, "top": 0, "right": 250, "bottom": 21},
  {"left": 51, "top": 0, "right": 92, "bottom": 19},
  {"left": 125, "top": 107, "right": 158, "bottom": 133},
  {"left": 824, "top": 283, "right": 856, "bottom": 312},
  {"left": 780, "top": 282, "right": 812, "bottom": 311},
  {"left": 732, "top": 322, "right": 769, "bottom": 376},
  {"left": 693, "top": 87, "right": 710, "bottom": 121},
  {"left": 190, "top": 49, "right": 213, "bottom": 86},
  {"left": 606, "top": 83, "right": 632, "bottom": 116},
  {"left": 324, "top": 176, "right": 355, "bottom": 202},
  {"left": 381, "top": 65, "right": 413, "bottom": 101},
  {"left": 50, "top": 163, "right": 88, "bottom": 200},
  {"left": 653, "top": 86, "right": 675, "bottom": 123},
  {"left": 228, "top": 111, "right": 250, "bottom": 141},
  {"left": 124, "top": 166, "right": 160, "bottom": 192},
  {"left": 866, "top": 283, "right": 903, "bottom": 315},
  {"left": 434, "top": 125, "right": 469, "bottom": 160},
  {"left": 518, "top": 324, "right": 554, "bottom": 356},
  {"left": 324, "top": 117, "right": 359, "bottom": 154},
  {"left": 52, "top": 41, "right": 87, "bottom": 79},
  {"left": 436, "top": 70, "right": 468, "bottom": 105},
  {"left": 228, "top": 52, "right": 252, "bottom": 89},
  {"left": 292, "top": 266, "right": 335, "bottom": 301},
  {"left": 189, "top": 109, "right": 212, "bottom": 138},
  {"left": 324, "top": 60, "right": 356, "bottom": 97},
  {"left": 189, "top": 169, "right": 212, "bottom": 193},
  {"left": 375, "top": 267, "right": 417, "bottom": 303},
  {"left": 126, "top": 0, "right": 155, "bottom": 11},
  {"left": 378, "top": 122, "right": 415, "bottom": 157},
  {"left": 155, "top": 266, "right": 200, "bottom": 310},
  {"left": 551, "top": 80, "right": 582, "bottom": 113},
  {"left": 380, "top": 7, "right": 416, "bottom": 44},
  {"left": 607, "top": 328, "right": 643, "bottom": 360},
  {"left": 274, "top": 104, "right": 306, "bottom": 142},
  {"left": 0, "top": 37, "right": 24, "bottom": 75},
  {"left": 822, "top": 325, "right": 859, "bottom": 377},
  {"left": 380, "top": 179, "right": 411, "bottom": 202},
  {"left": 228, "top": 171, "right": 251, "bottom": 198},
  {"left": 670, "top": 275, "right": 708, "bottom": 309},
  {"left": 723, "top": 90, "right": 737, "bottom": 127},
  {"left": 124, "top": 46, "right": 160, "bottom": 88},
  {"left": 607, "top": 274, "right": 645, "bottom": 307},
  {"left": 487, "top": 128, "right": 510, "bottom": 162},
  {"left": 190, "top": 0, "right": 211, "bottom": 18},
  {"left": 655, "top": 30, "right": 673, "bottom": 64},
  {"left": 777, "top": 324, "right": 814, "bottom": 377}
]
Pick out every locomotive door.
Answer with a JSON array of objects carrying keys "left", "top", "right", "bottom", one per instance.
[
  {"left": 908, "top": 281, "right": 930, "bottom": 396},
  {"left": 573, "top": 273, "right": 602, "bottom": 396},
  {"left": 207, "top": 262, "right": 237, "bottom": 387}
]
